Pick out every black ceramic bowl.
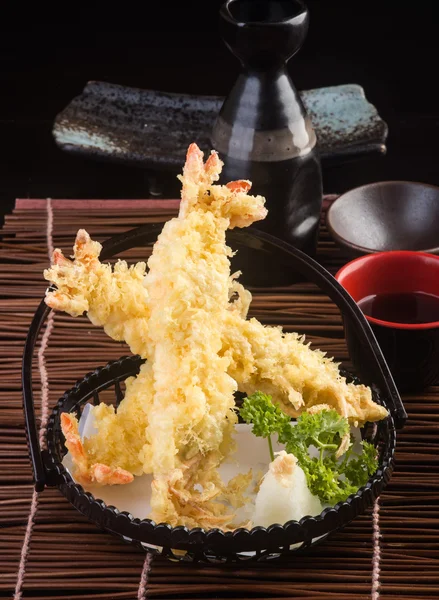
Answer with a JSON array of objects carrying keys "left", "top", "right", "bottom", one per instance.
[
  {"left": 326, "top": 181, "right": 439, "bottom": 257},
  {"left": 23, "top": 225, "right": 406, "bottom": 562}
]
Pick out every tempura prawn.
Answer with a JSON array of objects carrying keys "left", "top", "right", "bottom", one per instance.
[
  {"left": 61, "top": 413, "right": 134, "bottom": 486},
  {"left": 44, "top": 230, "right": 150, "bottom": 357},
  {"left": 48, "top": 143, "right": 267, "bottom": 528},
  {"left": 44, "top": 142, "right": 388, "bottom": 529}
]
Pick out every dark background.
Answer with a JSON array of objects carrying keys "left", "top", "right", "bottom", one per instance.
[{"left": 1, "top": 1, "right": 437, "bottom": 223}]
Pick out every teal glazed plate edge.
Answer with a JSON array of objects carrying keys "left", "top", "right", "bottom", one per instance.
[{"left": 52, "top": 82, "right": 388, "bottom": 170}]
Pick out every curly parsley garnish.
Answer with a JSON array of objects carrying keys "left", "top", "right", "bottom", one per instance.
[{"left": 239, "top": 392, "right": 378, "bottom": 504}]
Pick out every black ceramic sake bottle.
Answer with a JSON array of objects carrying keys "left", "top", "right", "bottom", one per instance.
[{"left": 211, "top": 0, "right": 323, "bottom": 286}]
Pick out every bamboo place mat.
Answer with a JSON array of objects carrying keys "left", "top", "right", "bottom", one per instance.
[{"left": 1, "top": 197, "right": 438, "bottom": 600}]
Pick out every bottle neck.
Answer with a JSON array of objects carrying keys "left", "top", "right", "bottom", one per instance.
[
  {"left": 211, "top": 67, "right": 316, "bottom": 162},
  {"left": 218, "top": 67, "right": 306, "bottom": 130}
]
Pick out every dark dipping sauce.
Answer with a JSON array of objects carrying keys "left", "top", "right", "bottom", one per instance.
[{"left": 358, "top": 291, "right": 439, "bottom": 325}]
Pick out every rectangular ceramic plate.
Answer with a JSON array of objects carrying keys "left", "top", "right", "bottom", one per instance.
[{"left": 53, "top": 81, "right": 388, "bottom": 170}]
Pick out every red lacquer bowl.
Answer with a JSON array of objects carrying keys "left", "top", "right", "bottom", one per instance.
[{"left": 336, "top": 251, "right": 439, "bottom": 391}]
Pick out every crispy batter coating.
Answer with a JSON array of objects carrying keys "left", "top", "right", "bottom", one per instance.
[
  {"left": 61, "top": 413, "right": 134, "bottom": 486},
  {"left": 44, "top": 143, "right": 387, "bottom": 529},
  {"left": 44, "top": 232, "right": 150, "bottom": 356},
  {"left": 222, "top": 314, "right": 387, "bottom": 426}
]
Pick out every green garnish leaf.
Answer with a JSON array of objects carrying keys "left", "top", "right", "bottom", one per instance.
[
  {"left": 280, "top": 408, "right": 349, "bottom": 452},
  {"left": 239, "top": 391, "right": 291, "bottom": 439},
  {"left": 239, "top": 391, "right": 291, "bottom": 461},
  {"left": 341, "top": 441, "right": 379, "bottom": 488}
]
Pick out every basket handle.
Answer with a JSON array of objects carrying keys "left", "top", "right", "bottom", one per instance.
[
  {"left": 23, "top": 224, "right": 406, "bottom": 491},
  {"left": 22, "top": 297, "right": 53, "bottom": 491}
]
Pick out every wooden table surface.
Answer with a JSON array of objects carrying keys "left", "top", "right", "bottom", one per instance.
[{"left": 2, "top": 199, "right": 439, "bottom": 600}]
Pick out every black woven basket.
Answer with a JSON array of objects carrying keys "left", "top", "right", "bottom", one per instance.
[{"left": 22, "top": 226, "right": 406, "bottom": 562}]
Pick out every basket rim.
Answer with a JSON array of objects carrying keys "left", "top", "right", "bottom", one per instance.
[{"left": 45, "top": 355, "right": 396, "bottom": 551}]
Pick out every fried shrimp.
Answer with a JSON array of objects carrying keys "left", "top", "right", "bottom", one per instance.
[
  {"left": 44, "top": 230, "right": 150, "bottom": 356},
  {"left": 47, "top": 143, "right": 267, "bottom": 528},
  {"left": 222, "top": 314, "right": 388, "bottom": 427},
  {"left": 44, "top": 143, "right": 387, "bottom": 529},
  {"left": 61, "top": 413, "right": 134, "bottom": 486},
  {"left": 139, "top": 143, "right": 266, "bottom": 526}
]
